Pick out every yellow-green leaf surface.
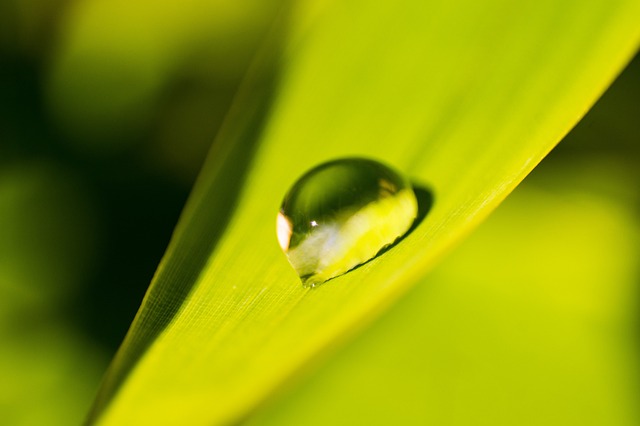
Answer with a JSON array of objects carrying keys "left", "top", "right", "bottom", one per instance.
[
  {"left": 90, "top": 0, "right": 640, "bottom": 424},
  {"left": 245, "top": 160, "right": 640, "bottom": 426}
]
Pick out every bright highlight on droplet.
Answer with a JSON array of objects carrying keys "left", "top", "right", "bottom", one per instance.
[{"left": 277, "top": 158, "right": 418, "bottom": 288}]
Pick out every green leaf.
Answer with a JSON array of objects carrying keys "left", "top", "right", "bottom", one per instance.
[
  {"left": 245, "top": 160, "right": 640, "bottom": 426},
  {"left": 89, "top": 0, "right": 640, "bottom": 424}
]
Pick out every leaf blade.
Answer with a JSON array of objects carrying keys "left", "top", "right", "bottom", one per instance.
[{"left": 92, "top": 0, "right": 640, "bottom": 424}]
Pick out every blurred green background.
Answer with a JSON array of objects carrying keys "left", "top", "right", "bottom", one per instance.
[{"left": 0, "top": 0, "right": 637, "bottom": 424}]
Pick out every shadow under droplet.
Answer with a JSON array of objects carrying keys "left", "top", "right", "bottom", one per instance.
[{"left": 408, "top": 184, "right": 435, "bottom": 235}]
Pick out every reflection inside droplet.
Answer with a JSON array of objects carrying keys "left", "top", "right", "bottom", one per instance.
[{"left": 277, "top": 158, "right": 418, "bottom": 288}]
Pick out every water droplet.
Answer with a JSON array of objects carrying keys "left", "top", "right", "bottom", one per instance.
[{"left": 277, "top": 158, "right": 418, "bottom": 288}]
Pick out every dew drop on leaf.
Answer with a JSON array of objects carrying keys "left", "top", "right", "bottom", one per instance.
[{"left": 277, "top": 158, "right": 418, "bottom": 288}]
